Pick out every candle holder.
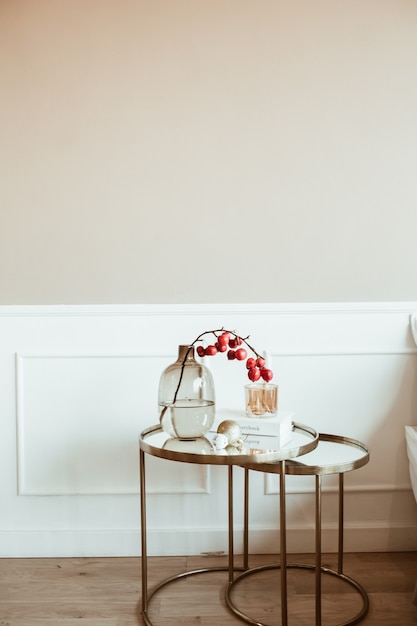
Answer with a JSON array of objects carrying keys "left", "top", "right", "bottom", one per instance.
[{"left": 245, "top": 383, "right": 278, "bottom": 417}]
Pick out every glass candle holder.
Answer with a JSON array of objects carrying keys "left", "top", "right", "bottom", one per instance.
[{"left": 245, "top": 383, "right": 278, "bottom": 417}]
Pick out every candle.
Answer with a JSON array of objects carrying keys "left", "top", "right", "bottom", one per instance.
[{"left": 263, "top": 350, "right": 272, "bottom": 370}]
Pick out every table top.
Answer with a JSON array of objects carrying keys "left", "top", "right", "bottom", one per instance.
[
  {"left": 139, "top": 422, "right": 318, "bottom": 466},
  {"left": 243, "top": 433, "right": 370, "bottom": 475}
]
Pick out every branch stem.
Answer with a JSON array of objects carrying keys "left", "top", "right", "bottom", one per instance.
[{"left": 159, "top": 328, "right": 265, "bottom": 427}]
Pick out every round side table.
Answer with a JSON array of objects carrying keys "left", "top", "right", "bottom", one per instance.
[
  {"left": 227, "top": 433, "right": 370, "bottom": 626},
  {"left": 139, "top": 422, "right": 319, "bottom": 626}
]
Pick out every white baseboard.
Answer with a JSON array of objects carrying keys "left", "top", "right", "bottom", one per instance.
[
  {"left": 2, "top": 523, "right": 417, "bottom": 558},
  {"left": 146, "top": 524, "right": 417, "bottom": 556}
]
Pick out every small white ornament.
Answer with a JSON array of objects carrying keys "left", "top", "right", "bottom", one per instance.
[
  {"left": 216, "top": 420, "right": 244, "bottom": 453},
  {"left": 213, "top": 433, "right": 229, "bottom": 450}
]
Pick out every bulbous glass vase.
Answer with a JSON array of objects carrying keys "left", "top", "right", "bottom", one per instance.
[{"left": 158, "top": 345, "right": 216, "bottom": 439}]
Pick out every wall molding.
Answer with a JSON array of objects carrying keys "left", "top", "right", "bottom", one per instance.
[
  {"left": 1, "top": 301, "right": 417, "bottom": 316},
  {"left": 15, "top": 352, "right": 210, "bottom": 496},
  {"left": 1, "top": 302, "right": 417, "bottom": 556}
]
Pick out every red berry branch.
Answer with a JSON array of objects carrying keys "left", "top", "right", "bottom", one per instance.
[
  {"left": 192, "top": 329, "right": 274, "bottom": 383},
  {"left": 159, "top": 329, "right": 274, "bottom": 425}
]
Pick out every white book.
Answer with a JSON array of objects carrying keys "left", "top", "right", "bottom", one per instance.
[
  {"left": 243, "top": 431, "right": 293, "bottom": 451},
  {"left": 212, "top": 408, "right": 294, "bottom": 438}
]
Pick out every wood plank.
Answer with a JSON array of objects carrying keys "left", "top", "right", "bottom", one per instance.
[{"left": 0, "top": 553, "right": 416, "bottom": 625}]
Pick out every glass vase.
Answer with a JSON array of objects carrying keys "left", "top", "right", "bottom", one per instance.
[{"left": 158, "top": 345, "right": 215, "bottom": 439}]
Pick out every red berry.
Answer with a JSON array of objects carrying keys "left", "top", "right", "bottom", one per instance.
[
  {"left": 235, "top": 348, "right": 247, "bottom": 361},
  {"left": 246, "top": 357, "right": 256, "bottom": 369},
  {"left": 205, "top": 345, "right": 218, "bottom": 356},
  {"left": 227, "top": 349, "right": 236, "bottom": 360},
  {"left": 256, "top": 357, "right": 266, "bottom": 368},
  {"left": 248, "top": 367, "right": 261, "bottom": 381},
  {"left": 196, "top": 345, "right": 206, "bottom": 357},
  {"left": 215, "top": 341, "right": 227, "bottom": 353},
  {"left": 217, "top": 332, "right": 230, "bottom": 347},
  {"left": 261, "top": 368, "right": 273, "bottom": 382},
  {"left": 229, "top": 337, "right": 242, "bottom": 348}
]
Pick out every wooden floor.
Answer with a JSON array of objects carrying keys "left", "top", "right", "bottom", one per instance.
[{"left": 0, "top": 552, "right": 416, "bottom": 625}]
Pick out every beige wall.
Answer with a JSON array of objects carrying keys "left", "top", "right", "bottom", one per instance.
[{"left": 1, "top": 0, "right": 416, "bottom": 305}]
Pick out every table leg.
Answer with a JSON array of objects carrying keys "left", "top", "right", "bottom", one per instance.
[
  {"left": 140, "top": 448, "right": 148, "bottom": 616},
  {"left": 315, "top": 474, "right": 322, "bottom": 626},
  {"left": 244, "top": 468, "right": 249, "bottom": 570},
  {"left": 279, "top": 460, "right": 288, "bottom": 626},
  {"left": 228, "top": 465, "right": 234, "bottom": 584},
  {"left": 338, "top": 473, "right": 344, "bottom": 574}
]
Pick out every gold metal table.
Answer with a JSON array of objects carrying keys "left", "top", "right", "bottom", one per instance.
[
  {"left": 139, "top": 422, "right": 319, "bottom": 626},
  {"left": 228, "top": 433, "right": 370, "bottom": 626}
]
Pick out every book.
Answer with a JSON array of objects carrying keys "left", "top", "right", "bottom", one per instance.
[
  {"left": 212, "top": 408, "right": 294, "bottom": 438},
  {"left": 243, "top": 431, "right": 293, "bottom": 451}
]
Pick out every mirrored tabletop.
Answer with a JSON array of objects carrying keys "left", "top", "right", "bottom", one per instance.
[
  {"left": 139, "top": 422, "right": 319, "bottom": 465},
  {"left": 242, "top": 432, "right": 369, "bottom": 475}
]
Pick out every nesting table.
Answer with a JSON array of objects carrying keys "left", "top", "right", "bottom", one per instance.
[{"left": 139, "top": 423, "right": 369, "bottom": 626}]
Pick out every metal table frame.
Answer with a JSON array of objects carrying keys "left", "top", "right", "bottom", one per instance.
[
  {"left": 227, "top": 433, "right": 370, "bottom": 626},
  {"left": 139, "top": 422, "right": 318, "bottom": 626},
  {"left": 139, "top": 426, "right": 369, "bottom": 625}
]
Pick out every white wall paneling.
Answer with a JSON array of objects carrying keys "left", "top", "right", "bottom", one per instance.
[
  {"left": 15, "top": 353, "right": 209, "bottom": 496},
  {"left": 1, "top": 303, "right": 417, "bottom": 557}
]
